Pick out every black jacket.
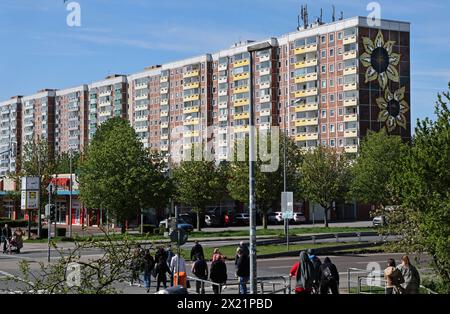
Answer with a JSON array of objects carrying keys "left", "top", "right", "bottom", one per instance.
[
  {"left": 192, "top": 259, "right": 208, "bottom": 279},
  {"left": 190, "top": 244, "right": 205, "bottom": 261},
  {"left": 320, "top": 262, "right": 339, "bottom": 284},
  {"left": 236, "top": 254, "right": 250, "bottom": 277},
  {"left": 210, "top": 259, "right": 227, "bottom": 283},
  {"left": 1, "top": 227, "right": 12, "bottom": 239}
]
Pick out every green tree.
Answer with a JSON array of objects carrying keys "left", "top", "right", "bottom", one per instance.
[
  {"left": 381, "top": 85, "right": 450, "bottom": 293},
  {"left": 227, "top": 132, "right": 303, "bottom": 229},
  {"left": 78, "top": 118, "right": 169, "bottom": 233},
  {"left": 350, "top": 130, "right": 408, "bottom": 209},
  {"left": 54, "top": 151, "right": 80, "bottom": 174},
  {"left": 300, "top": 146, "right": 350, "bottom": 227},
  {"left": 172, "top": 147, "right": 223, "bottom": 231}
]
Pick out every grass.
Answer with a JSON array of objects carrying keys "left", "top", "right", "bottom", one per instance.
[{"left": 179, "top": 242, "right": 355, "bottom": 261}]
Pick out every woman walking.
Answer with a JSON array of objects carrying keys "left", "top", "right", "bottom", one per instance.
[{"left": 289, "top": 251, "right": 314, "bottom": 294}]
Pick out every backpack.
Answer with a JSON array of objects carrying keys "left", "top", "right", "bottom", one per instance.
[{"left": 322, "top": 265, "right": 335, "bottom": 282}]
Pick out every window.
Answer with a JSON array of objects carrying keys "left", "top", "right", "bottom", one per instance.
[
  {"left": 321, "top": 110, "right": 327, "bottom": 118},
  {"left": 338, "top": 32, "right": 343, "bottom": 40},
  {"left": 338, "top": 93, "right": 343, "bottom": 101},
  {"left": 339, "top": 138, "right": 344, "bottom": 147},
  {"left": 321, "top": 65, "right": 326, "bottom": 73},
  {"left": 338, "top": 62, "right": 343, "bottom": 71},
  {"left": 330, "top": 79, "right": 334, "bottom": 87},
  {"left": 338, "top": 123, "right": 344, "bottom": 132},
  {"left": 322, "top": 81, "right": 327, "bottom": 88},
  {"left": 330, "top": 124, "right": 335, "bottom": 132},
  {"left": 321, "top": 95, "right": 327, "bottom": 103},
  {"left": 330, "top": 139, "right": 335, "bottom": 147},
  {"left": 330, "top": 109, "right": 335, "bottom": 117},
  {"left": 321, "top": 50, "right": 326, "bottom": 58},
  {"left": 338, "top": 108, "right": 343, "bottom": 116},
  {"left": 321, "top": 36, "right": 326, "bottom": 43},
  {"left": 338, "top": 77, "right": 344, "bottom": 86},
  {"left": 329, "top": 64, "right": 334, "bottom": 72},
  {"left": 329, "top": 34, "right": 334, "bottom": 43},
  {"left": 330, "top": 94, "right": 335, "bottom": 102},
  {"left": 329, "top": 48, "right": 334, "bottom": 57},
  {"left": 322, "top": 125, "right": 327, "bottom": 133},
  {"left": 338, "top": 47, "right": 343, "bottom": 55},
  {"left": 322, "top": 140, "right": 327, "bottom": 146}
]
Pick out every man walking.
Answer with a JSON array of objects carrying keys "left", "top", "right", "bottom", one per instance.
[
  {"left": 235, "top": 248, "right": 250, "bottom": 294},
  {"left": 190, "top": 240, "right": 205, "bottom": 261},
  {"left": 191, "top": 255, "right": 208, "bottom": 294},
  {"left": 2, "top": 224, "right": 12, "bottom": 254},
  {"left": 319, "top": 257, "right": 340, "bottom": 294}
]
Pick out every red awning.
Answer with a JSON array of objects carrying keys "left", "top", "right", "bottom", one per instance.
[{"left": 51, "top": 178, "right": 70, "bottom": 186}]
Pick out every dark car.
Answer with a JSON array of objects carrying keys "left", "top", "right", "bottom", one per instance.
[
  {"left": 234, "top": 213, "right": 250, "bottom": 226},
  {"left": 159, "top": 218, "right": 194, "bottom": 233}
]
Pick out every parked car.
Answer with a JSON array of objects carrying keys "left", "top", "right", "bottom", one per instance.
[
  {"left": 159, "top": 217, "right": 194, "bottom": 233},
  {"left": 372, "top": 215, "right": 386, "bottom": 226},
  {"left": 267, "top": 212, "right": 284, "bottom": 225},
  {"left": 292, "top": 212, "right": 306, "bottom": 224},
  {"left": 234, "top": 213, "right": 250, "bottom": 226},
  {"left": 204, "top": 213, "right": 222, "bottom": 227}
]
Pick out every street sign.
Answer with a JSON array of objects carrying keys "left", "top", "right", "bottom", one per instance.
[
  {"left": 46, "top": 182, "right": 55, "bottom": 193},
  {"left": 21, "top": 191, "right": 39, "bottom": 210},
  {"left": 21, "top": 176, "right": 40, "bottom": 191},
  {"left": 281, "top": 191, "right": 294, "bottom": 218},
  {"left": 169, "top": 228, "right": 188, "bottom": 246}
]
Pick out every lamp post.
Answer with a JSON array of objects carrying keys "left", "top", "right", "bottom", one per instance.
[
  {"left": 247, "top": 41, "right": 272, "bottom": 294},
  {"left": 69, "top": 149, "right": 73, "bottom": 238}
]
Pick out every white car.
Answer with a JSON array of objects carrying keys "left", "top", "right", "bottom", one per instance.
[
  {"left": 293, "top": 212, "right": 306, "bottom": 223},
  {"left": 267, "top": 212, "right": 285, "bottom": 224},
  {"left": 372, "top": 216, "right": 386, "bottom": 226}
]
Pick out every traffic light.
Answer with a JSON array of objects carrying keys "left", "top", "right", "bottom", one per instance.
[{"left": 45, "top": 204, "right": 56, "bottom": 222}]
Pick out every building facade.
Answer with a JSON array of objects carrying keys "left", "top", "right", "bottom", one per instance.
[{"left": 0, "top": 96, "right": 21, "bottom": 177}]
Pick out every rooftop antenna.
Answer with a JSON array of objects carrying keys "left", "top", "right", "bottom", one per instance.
[
  {"left": 332, "top": 5, "right": 336, "bottom": 22},
  {"left": 340, "top": 11, "right": 344, "bottom": 20},
  {"left": 320, "top": 8, "right": 323, "bottom": 24},
  {"left": 300, "top": 4, "right": 309, "bottom": 29}
]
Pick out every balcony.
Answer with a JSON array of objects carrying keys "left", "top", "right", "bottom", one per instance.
[
  {"left": 184, "top": 106, "right": 200, "bottom": 114},
  {"left": 219, "top": 76, "right": 228, "bottom": 83},
  {"left": 183, "top": 82, "right": 200, "bottom": 90},
  {"left": 344, "top": 98, "right": 358, "bottom": 107},
  {"left": 345, "top": 145, "right": 358, "bottom": 153},
  {"left": 343, "top": 82, "right": 358, "bottom": 91},
  {"left": 234, "top": 125, "right": 249, "bottom": 133},
  {"left": 218, "top": 102, "right": 228, "bottom": 109},
  {"left": 218, "top": 140, "right": 228, "bottom": 147},
  {"left": 183, "top": 69, "right": 200, "bottom": 79},
  {"left": 160, "top": 110, "right": 169, "bottom": 117},
  {"left": 294, "top": 44, "right": 318, "bottom": 55},
  {"left": 99, "top": 111, "right": 111, "bottom": 117},
  {"left": 135, "top": 83, "right": 148, "bottom": 90},
  {"left": 218, "top": 63, "right": 227, "bottom": 71},
  {"left": 343, "top": 35, "right": 357, "bottom": 45},
  {"left": 295, "top": 117, "right": 318, "bottom": 127},
  {"left": 259, "top": 54, "right": 270, "bottom": 62},
  {"left": 184, "top": 118, "right": 200, "bottom": 126},
  {"left": 296, "top": 132, "right": 318, "bottom": 141},
  {"left": 234, "top": 112, "right": 249, "bottom": 120},
  {"left": 344, "top": 113, "right": 358, "bottom": 122},
  {"left": 233, "top": 59, "right": 250, "bottom": 68},
  {"left": 135, "top": 115, "right": 147, "bottom": 122},
  {"left": 295, "top": 103, "right": 318, "bottom": 112},
  {"left": 184, "top": 130, "right": 200, "bottom": 137},
  {"left": 233, "top": 72, "right": 250, "bottom": 81},
  {"left": 295, "top": 88, "right": 318, "bottom": 98},
  {"left": 260, "top": 109, "right": 271, "bottom": 116},
  {"left": 160, "top": 99, "right": 169, "bottom": 106},
  {"left": 160, "top": 87, "right": 169, "bottom": 94},
  {"left": 160, "top": 145, "right": 169, "bottom": 151},
  {"left": 161, "top": 121, "right": 169, "bottom": 128},
  {"left": 234, "top": 86, "right": 249, "bottom": 94},
  {"left": 135, "top": 125, "right": 148, "bottom": 132},
  {"left": 183, "top": 94, "right": 200, "bottom": 102},
  {"left": 99, "top": 90, "right": 112, "bottom": 97},
  {"left": 294, "top": 58, "right": 318, "bottom": 69},
  {"left": 259, "top": 68, "right": 271, "bottom": 76},
  {"left": 218, "top": 127, "right": 228, "bottom": 134},
  {"left": 343, "top": 50, "right": 357, "bottom": 61},
  {"left": 259, "top": 81, "right": 271, "bottom": 89},
  {"left": 161, "top": 133, "right": 169, "bottom": 140},
  {"left": 294, "top": 73, "right": 318, "bottom": 84},
  {"left": 344, "top": 66, "right": 357, "bottom": 76},
  {"left": 344, "top": 129, "right": 358, "bottom": 138},
  {"left": 234, "top": 99, "right": 250, "bottom": 107},
  {"left": 135, "top": 94, "right": 148, "bottom": 101},
  {"left": 160, "top": 76, "right": 169, "bottom": 83},
  {"left": 218, "top": 115, "right": 228, "bottom": 122},
  {"left": 260, "top": 95, "right": 271, "bottom": 103},
  {"left": 219, "top": 89, "right": 228, "bottom": 96}
]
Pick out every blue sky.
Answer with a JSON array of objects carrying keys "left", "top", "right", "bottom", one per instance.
[{"left": 1, "top": 0, "right": 449, "bottom": 127}]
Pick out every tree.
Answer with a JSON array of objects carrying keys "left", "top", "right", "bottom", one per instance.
[
  {"left": 381, "top": 85, "right": 450, "bottom": 293},
  {"left": 300, "top": 146, "right": 350, "bottom": 227},
  {"left": 227, "top": 132, "right": 303, "bottom": 229},
  {"left": 350, "top": 130, "right": 408, "bottom": 209},
  {"left": 172, "top": 146, "right": 223, "bottom": 231},
  {"left": 54, "top": 151, "right": 80, "bottom": 174},
  {"left": 78, "top": 118, "right": 169, "bottom": 233}
]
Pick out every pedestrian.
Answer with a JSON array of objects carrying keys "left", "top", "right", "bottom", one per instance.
[
  {"left": 319, "top": 257, "right": 340, "bottom": 294},
  {"left": 165, "top": 245, "right": 174, "bottom": 286},
  {"left": 10, "top": 227, "right": 24, "bottom": 254},
  {"left": 155, "top": 255, "right": 172, "bottom": 292},
  {"left": 190, "top": 240, "right": 205, "bottom": 261},
  {"left": 289, "top": 251, "right": 314, "bottom": 294},
  {"left": 384, "top": 258, "right": 405, "bottom": 294},
  {"left": 397, "top": 255, "right": 421, "bottom": 294},
  {"left": 1, "top": 224, "right": 12, "bottom": 254},
  {"left": 192, "top": 255, "right": 208, "bottom": 294},
  {"left": 234, "top": 241, "right": 249, "bottom": 265},
  {"left": 308, "top": 249, "right": 322, "bottom": 293},
  {"left": 143, "top": 249, "right": 155, "bottom": 293},
  {"left": 130, "top": 245, "right": 145, "bottom": 286},
  {"left": 210, "top": 254, "right": 227, "bottom": 294},
  {"left": 170, "top": 252, "right": 187, "bottom": 286},
  {"left": 235, "top": 248, "right": 250, "bottom": 294},
  {"left": 212, "top": 248, "right": 225, "bottom": 262}
]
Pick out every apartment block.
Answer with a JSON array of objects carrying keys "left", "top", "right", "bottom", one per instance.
[
  {"left": 0, "top": 96, "right": 21, "bottom": 176},
  {"left": 20, "top": 89, "right": 56, "bottom": 154},
  {"left": 55, "top": 85, "right": 89, "bottom": 154},
  {"left": 87, "top": 75, "right": 128, "bottom": 142}
]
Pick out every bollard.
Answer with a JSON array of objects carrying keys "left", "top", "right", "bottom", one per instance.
[
  {"left": 312, "top": 235, "right": 316, "bottom": 245},
  {"left": 357, "top": 232, "right": 361, "bottom": 242}
]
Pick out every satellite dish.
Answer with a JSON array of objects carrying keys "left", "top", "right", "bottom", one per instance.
[{"left": 170, "top": 228, "right": 188, "bottom": 246}]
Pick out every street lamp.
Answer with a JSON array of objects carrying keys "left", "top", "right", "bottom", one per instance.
[
  {"left": 247, "top": 41, "right": 272, "bottom": 294},
  {"left": 69, "top": 148, "right": 73, "bottom": 238}
]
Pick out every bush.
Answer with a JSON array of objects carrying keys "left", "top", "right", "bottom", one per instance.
[
  {"left": 56, "top": 228, "right": 66, "bottom": 237},
  {"left": 0, "top": 219, "right": 38, "bottom": 228},
  {"left": 142, "top": 224, "right": 156, "bottom": 234}
]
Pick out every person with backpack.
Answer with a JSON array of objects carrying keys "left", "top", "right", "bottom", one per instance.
[
  {"left": 235, "top": 248, "right": 250, "bottom": 294},
  {"left": 210, "top": 254, "right": 227, "bottom": 294},
  {"left": 397, "top": 256, "right": 420, "bottom": 294},
  {"left": 319, "top": 257, "right": 340, "bottom": 294},
  {"left": 308, "top": 249, "right": 322, "bottom": 294},
  {"left": 289, "top": 251, "right": 314, "bottom": 294},
  {"left": 191, "top": 255, "right": 208, "bottom": 294},
  {"left": 143, "top": 249, "right": 155, "bottom": 293},
  {"left": 384, "top": 258, "right": 405, "bottom": 294}
]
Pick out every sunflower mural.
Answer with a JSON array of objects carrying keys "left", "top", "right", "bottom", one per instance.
[
  {"left": 360, "top": 30, "right": 400, "bottom": 89},
  {"left": 376, "top": 86, "right": 409, "bottom": 132}
]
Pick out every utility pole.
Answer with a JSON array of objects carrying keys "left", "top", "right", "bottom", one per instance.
[
  {"left": 69, "top": 149, "right": 73, "bottom": 238},
  {"left": 247, "top": 41, "right": 272, "bottom": 294}
]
